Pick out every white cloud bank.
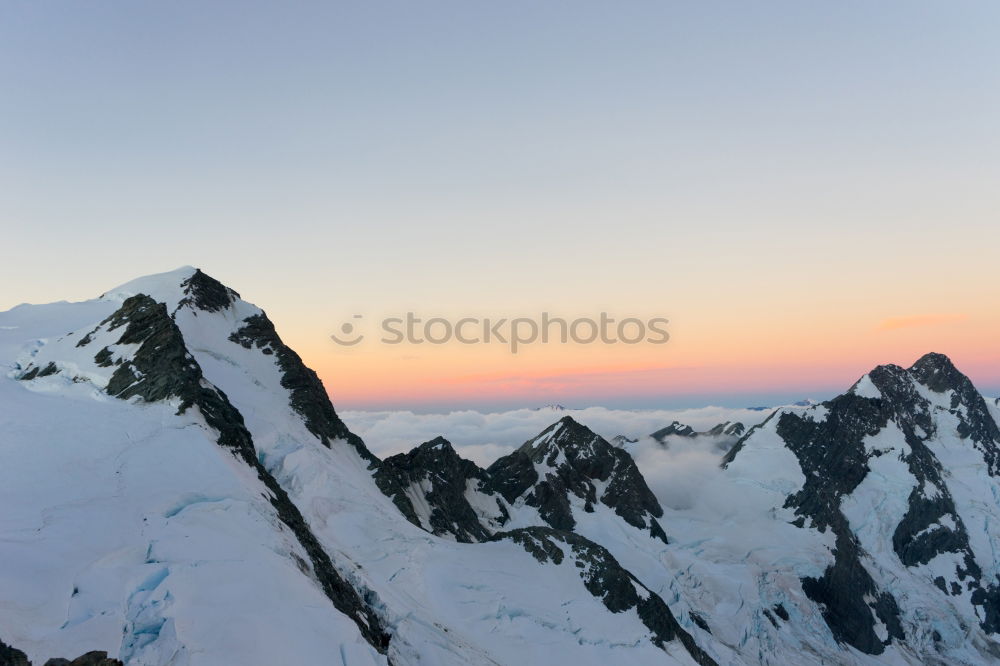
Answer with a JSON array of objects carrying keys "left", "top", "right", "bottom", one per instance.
[{"left": 342, "top": 405, "right": 773, "bottom": 467}]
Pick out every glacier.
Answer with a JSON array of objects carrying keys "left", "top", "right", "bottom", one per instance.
[{"left": 2, "top": 267, "right": 1000, "bottom": 665}]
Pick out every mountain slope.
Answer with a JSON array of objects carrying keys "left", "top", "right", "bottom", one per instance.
[
  {"left": 0, "top": 268, "right": 707, "bottom": 666},
  {"left": 0, "top": 285, "right": 387, "bottom": 664},
  {"left": 373, "top": 437, "right": 510, "bottom": 542},
  {"left": 719, "top": 352, "right": 1000, "bottom": 663},
  {"left": 486, "top": 416, "right": 668, "bottom": 543},
  {"left": 6, "top": 267, "right": 1000, "bottom": 665}
]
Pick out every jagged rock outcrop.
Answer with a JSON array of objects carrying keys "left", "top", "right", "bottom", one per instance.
[
  {"left": 177, "top": 268, "right": 239, "bottom": 313},
  {"left": 649, "top": 421, "right": 697, "bottom": 441},
  {"left": 705, "top": 421, "right": 745, "bottom": 437},
  {"left": 611, "top": 434, "right": 638, "bottom": 447},
  {"left": 228, "top": 312, "right": 377, "bottom": 463},
  {"left": 42, "top": 652, "right": 122, "bottom": 666},
  {"left": 0, "top": 640, "right": 122, "bottom": 666},
  {"left": 100, "top": 295, "right": 391, "bottom": 652},
  {"left": 374, "top": 418, "right": 670, "bottom": 547},
  {"left": 17, "top": 269, "right": 1000, "bottom": 665},
  {"left": 373, "top": 417, "right": 671, "bottom": 546},
  {"left": 4, "top": 267, "right": 720, "bottom": 666},
  {"left": 650, "top": 420, "right": 744, "bottom": 443},
  {"left": 492, "top": 527, "right": 716, "bottom": 666},
  {"left": 724, "top": 352, "right": 1000, "bottom": 658},
  {"left": 19, "top": 289, "right": 391, "bottom": 654},
  {"left": 485, "top": 416, "right": 668, "bottom": 543},
  {"left": 772, "top": 391, "right": 906, "bottom": 654},
  {"left": 374, "top": 437, "right": 508, "bottom": 542},
  {"left": 0, "top": 639, "right": 30, "bottom": 666}
]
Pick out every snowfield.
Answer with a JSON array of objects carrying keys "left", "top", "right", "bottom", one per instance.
[
  {"left": 2, "top": 267, "right": 999, "bottom": 665},
  {"left": 0, "top": 269, "right": 697, "bottom": 666}
]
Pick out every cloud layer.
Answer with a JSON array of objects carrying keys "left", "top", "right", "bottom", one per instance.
[{"left": 342, "top": 405, "right": 771, "bottom": 467}]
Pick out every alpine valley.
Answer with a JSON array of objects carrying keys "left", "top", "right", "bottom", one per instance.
[{"left": 2, "top": 267, "right": 999, "bottom": 666}]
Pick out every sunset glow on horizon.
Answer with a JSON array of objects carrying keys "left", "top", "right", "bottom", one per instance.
[{"left": 3, "top": 2, "right": 1000, "bottom": 410}]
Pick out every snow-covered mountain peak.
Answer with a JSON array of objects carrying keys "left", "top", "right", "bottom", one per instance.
[
  {"left": 3, "top": 274, "right": 394, "bottom": 662},
  {"left": 721, "top": 353, "right": 1000, "bottom": 661},
  {"left": 650, "top": 420, "right": 744, "bottom": 445},
  {"left": 611, "top": 434, "right": 638, "bottom": 447},
  {"left": 13, "top": 267, "right": 368, "bottom": 458},
  {"left": 373, "top": 437, "right": 508, "bottom": 543},
  {"left": 650, "top": 420, "right": 696, "bottom": 441},
  {"left": 704, "top": 421, "right": 744, "bottom": 437},
  {"left": 9, "top": 270, "right": 1000, "bottom": 665},
  {"left": 177, "top": 268, "right": 241, "bottom": 313},
  {"left": 14, "top": 293, "right": 205, "bottom": 407},
  {"left": 909, "top": 351, "right": 967, "bottom": 392},
  {"left": 99, "top": 265, "right": 197, "bottom": 305},
  {"left": 524, "top": 415, "right": 604, "bottom": 455},
  {"left": 99, "top": 267, "right": 244, "bottom": 322},
  {"left": 849, "top": 353, "right": 1000, "bottom": 474},
  {"left": 3, "top": 270, "right": 726, "bottom": 666},
  {"left": 485, "top": 417, "right": 668, "bottom": 542},
  {"left": 853, "top": 352, "right": 977, "bottom": 403}
]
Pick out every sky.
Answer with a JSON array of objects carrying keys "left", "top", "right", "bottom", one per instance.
[{"left": 2, "top": 2, "right": 999, "bottom": 410}]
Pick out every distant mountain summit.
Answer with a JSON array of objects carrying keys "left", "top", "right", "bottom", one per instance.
[
  {"left": 372, "top": 416, "right": 670, "bottom": 545},
  {"left": 486, "top": 416, "right": 668, "bottom": 542},
  {"left": 721, "top": 352, "right": 1000, "bottom": 660},
  {"left": 650, "top": 420, "right": 697, "bottom": 440},
  {"left": 705, "top": 421, "right": 745, "bottom": 437},
  {"left": 649, "top": 420, "right": 744, "bottom": 443},
  {"left": 0, "top": 268, "right": 713, "bottom": 666},
  {"left": 4, "top": 268, "right": 1000, "bottom": 664},
  {"left": 611, "top": 434, "right": 638, "bottom": 447},
  {"left": 374, "top": 436, "right": 508, "bottom": 543}
]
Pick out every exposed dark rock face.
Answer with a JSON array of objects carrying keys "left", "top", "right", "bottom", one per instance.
[
  {"left": 95, "top": 295, "right": 391, "bottom": 653},
  {"left": 704, "top": 423, "right": 729, "bottom": 437},
  {"left": 689, "top": 611, "right": 711, "bottom": 633},
  {"left": 713, "top": 421, "right": 745, "bottom": 437},
  {"left": 909, "top": 352, "right": 1000, "bottom": 475},
  {"left": 228, "top": 313, "right": 376, "bottom": 463},
  {"left": 610, "top": 434, "right": 637, "bottom": 446},
  {"left": 492, "top": 527, "right": 716, "bottom": 666},
  {"left": 486, "top": 417, "right": 667, "bottom": 543},
  {"left": 772, "top": 603, "right": 789, "bottom": 622},
  {"left": 375, "top": 418, "right": 671, "bottom": 546},
  {"left": 95, "top": 295, "right": 206, "bottom": 406},
  {"left": 774, "top": 393, "right": 906, "bottom": 654},
  {"left": 867, "top": 358, "right": 997, "bottom": 626},
  {"left": 725, "top": 352, "right": 1000, "bottom": 653},
  {"left": 720, "top": 412, "right": 777, "bottom": 467},
  {"left": 0, "top": 639, "right": 30, "bottom": 666},
  {"left": 17, "top": 361, "right": 58, "bottom": 380},
  {"left": 652, "top": 420, "right": 744, "bottom": 443},
  {"left": 177, "top": 268, "right": 239, "bottom": 313},
  {"left": 37, "top": 362, "right": 59, "bottom": 378},
  {"left": 0, "top": 640, "right": 122, "bottom": 666},
  {"left": 374, "top": 437, "right": 507, "bottom": 542},
  {"left": 42, "top": 652, "right": 122, "bottom": 666},
  {"left": 895, "top": 355, "right": 1000, "bottom": 630},
  {"left": 381, "top": 418, "right": 669, "bottom": 544},
  {"left": 650, "top": 421, "right": 697, "bottom": 441}
]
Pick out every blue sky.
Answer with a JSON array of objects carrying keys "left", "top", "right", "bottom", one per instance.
[{"left": 3, "top": 2, "right": 999, "bottom": 409}]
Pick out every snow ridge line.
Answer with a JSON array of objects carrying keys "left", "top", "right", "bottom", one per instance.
[{"left": 92, "top": 294, "right": 393, "bottom": 654}]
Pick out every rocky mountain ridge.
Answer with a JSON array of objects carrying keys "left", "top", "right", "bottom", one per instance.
[{"left": 4, "top": 267, "right": 1000, "bottom": 665}]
